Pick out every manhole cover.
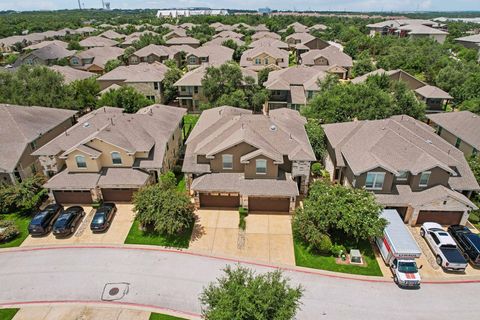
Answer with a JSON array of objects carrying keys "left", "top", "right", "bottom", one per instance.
[{"left": 109, "top": 287, "right": 119, "bottom": 296}]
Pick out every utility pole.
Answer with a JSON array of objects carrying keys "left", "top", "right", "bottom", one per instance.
[{"left": 77, "top": 0, "right": 82, "bottom": 9}]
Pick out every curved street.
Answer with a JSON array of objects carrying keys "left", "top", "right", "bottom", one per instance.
[{"left": 0, "top": 246, "right": 479, "bottom": 319}]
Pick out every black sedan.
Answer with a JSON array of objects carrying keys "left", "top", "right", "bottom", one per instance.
[
  {"left": 90, "top": 203, "right": 117, "bottom": 232},
  {"left": 52, "top": 206, "right": 85, "bottom": 237},
  {"left": 28, "top": 204, "right": 64, "bottom": 236}
]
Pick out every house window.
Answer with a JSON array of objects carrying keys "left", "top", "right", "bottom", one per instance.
[
  {"left": 194, "top": 86, "right": 198, "bottom": 94},
  {"left": 154, "top": 82, "right": 159, "bottom": 90},
  {"left": 396, "top": 170, "right": 408, "bottom": 181},
  {"left": 71, "top": 57, "right": 79, "bottom": 65},
  {"left": 256, "top": 159, "right": 267, "bottom": 174},
  {"left": 365, "top": 172, "right": 385, "bottom": 190},
  {"left": 473, "top": 148, "right": 478, "bottom": 157},
  {"left": 111, "top": 152, "right": 122, "bottom": 165},
  {"left": 255, "top": 58, "right": 261, "bottom": 65},
  {"left": 419, "top": 171, "right": 431, "bottom": 187},
  {"left": 222, "top": 154, "right": 233, "bottom": 170},
  {"left": 75, "top": 155, "right": 87, "bottom": 168},
  {"left": 146, "top": 95, "right": 155, "bottom": 101},
  {"left": 30, "top": 140, "right": 38, "bottom": 150},
  {"left": 455, "top": 137, "right": 462, "bottom": 148},
  {"left": 264, "top": 58, "right": 269, "bottom": 65},
  {"left": 188, "top": 56, "right": 197, "bottom": 64}
]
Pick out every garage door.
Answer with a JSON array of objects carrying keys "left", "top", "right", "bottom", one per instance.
[
  {"left": 53, "top": 190, "right": 92, "bottom": 204},
  {"left": 200, "top": 193, "right": 240, "bottom": 208},
  {"left": 416, "top": 210, "right": 464, "bottom": 225},
  {"left": 248, "top": 197, "right": 290, "bottom": 213},
  {"left": 101, "top": 188, "right": 137, "bottom": 202}
]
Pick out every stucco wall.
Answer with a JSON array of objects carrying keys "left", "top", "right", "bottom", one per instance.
[
  {"left": 210, "top": 142, "right": 257, "bottom": 173},
  {"left": 244, "top": 155, "right": 278, "bottom": 179}
]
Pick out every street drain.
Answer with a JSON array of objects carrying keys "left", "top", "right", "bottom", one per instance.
[{"left": 102, "top": 282, "right": 130, "bottom": 301}]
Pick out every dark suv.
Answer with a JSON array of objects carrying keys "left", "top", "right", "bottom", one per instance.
[
  {"left": 28, "top": 204, "right": 63, "bottom": 236},
  {"left": 448, "top": 225, "right": 480, "bottom": 267},
  {"left": 52, "top": 206, "right": 85, "bottom": 237}
]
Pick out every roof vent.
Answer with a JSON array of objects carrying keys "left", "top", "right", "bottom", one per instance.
[
  {"left": 270, "top": 125, "right": 277, "bottom": 131},
  {"left": 83, "top": 122, "right": 90, "bottom": 128},
  {"left": 426, "top": 139, "right": 432, "bottom": 144}
]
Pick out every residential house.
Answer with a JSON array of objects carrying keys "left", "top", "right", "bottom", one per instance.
[
  {"left": 366, "top": 19, "right": 448, "bottom": 43},
  {"left": 14, "top": 43, "right": 75, "bottom": 66},
  {"left": 299, "top": 46, "right": 353, "bottom": 79},
  {"left": 164, "top": 28, "right": 188, "bottom": 40},
  {"left": 99, "top": 30, "right": 126, "bottom": 40},
  {"left": 97, "top": 62, "right": 170, "bottom": 103},
  {"left": 73, "top": 27, "right": 97, "bottom": 36},
  {"left": 211, "top": 22, "right": 234, "bottom": 32},
  {"left": 285, "top": 33, "right": 330, "bottom": 57},
  {"left": 323, "top": 115, "right": 479, "bottom": 226},
  {"left": 79, "top": 36, "right": 118, "bottom": 49},
  {"left": 120, "top": 31, "right": 159, "bottom": 48},
  {"left": 128, "top": 44, "right": 180, "bottom": 65},
  {"left": 308, "top": 24, "right": 328, "bottom": 32},
  {"left": 70, "top": 47, "right": 125, "bottom": 74},
  {"left": 280, "top": 22, "right": 308, "bottom": 33},
  {"left": 254, "top": 24, "right": 269, "bottom": 32},
  {"left": 264, "top": 66, "right": 328, "bottom": 110},
  {"left": 165, "top": 36, "right": 200, "bottom": 48},
  {"left": 175, "top": 65, "right": 257, "bottom": 111},
  {"left": 182, "top": 106, "right": 316, "bottom": 213},
  {"left": 232, "top": 23, "right": 254, "bottom": 31},
  {"left": 203, "top": 36, "right": 245, "bottom": 47},
  {"left": 248, "top": 38, "right": 289, "bottom": 50},
  {"left": 454, "top": 34, "right": 480, "bottom": 49},
  {"left": 351, "top": 69, "right": 452, "bottom": 112},
  {"left": 184, "top": 45, "right": 234, "bottom": 68},
  {"left": 49, "top": 65, "right": 97, "bottom": 84},
  {"left": 213, "top": 31, "right": 243, "bottom": 39},
  {"left": 0, "top": 104, "right": 76, "bottom": 185},
  {"left": 240, "top": 46, "right": 289, "bottom": 71},
  {"left": 427, "top": 111, "right": 480, "bottom": 159},
  {"left": 178, "top": 23, "right": 196, "bottom": 30},
  {"left": 23, "top": 40, "right": 68, "bottom": 51},
  {"left": 32, "top": 105, "right": 186, "bottom": 204},
  {"left": 251, "top": 31, "right": 281, "bottom": 41}
]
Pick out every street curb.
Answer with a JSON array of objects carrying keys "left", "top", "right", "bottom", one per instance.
[{"left": 2, "top": 244, "right": 480, "bottom": 284}]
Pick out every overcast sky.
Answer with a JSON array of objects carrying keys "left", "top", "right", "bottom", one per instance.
[{"left": 0, "top": 0, "right": 479, "bottom": 12}]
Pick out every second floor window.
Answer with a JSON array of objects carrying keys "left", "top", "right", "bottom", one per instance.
[
  {"left": 154, "top": 82, "right": 159, "bottom": 90},
  {"left": 255, "top": 58, "right": 261, "bottom": 65},
  {"left": 111, "top": 152, "right": 122, "bottom": 165},
  {"left": 396, "top": 170, "right": 408, "bottom": 181},
  {"left": 75, "top": 155, "right": 87, "bottom": 168},
  {"left": 188, "top": 56, "right": 197, "bottom": 64},
  {"left": 256, "top": 159, "right": 267, "bottom": 174},
  {"left": 365, "top": 172, "right": 385, "bottom": 190},
  {"left": 419, "top": 171, "right": 431, "bottom": 187},
  {"left": 222, "top": 154, "right": 233, "bottom": 170}
]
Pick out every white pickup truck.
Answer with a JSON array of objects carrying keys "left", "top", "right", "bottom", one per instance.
[
  {"left": 420, "top": 222, "right": 468, "bottom": 272},
  {"left": 376, "top": 209, "right": 422, "bottom": 288}
]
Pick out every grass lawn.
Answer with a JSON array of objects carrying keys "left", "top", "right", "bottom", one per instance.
[
  {"left": 124, "top": 220, "right": 193, "bottom": 248},
  {"left": 0, "top": 308, "right": 19, "bottom": 319},
  {"left": 149, "top": 313, "right": 187, "bottom": 320},
  {"left": 183, "top": 114, "right": 199, "bottom": 139},
  {"left": 0, "top": 212, "right": 32, "bottom": 248},
  {"left": 294, "top": 236, "right": 383, "bottom": 277}
]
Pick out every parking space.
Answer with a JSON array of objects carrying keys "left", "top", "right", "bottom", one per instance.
[
  {"left": 189, "top": 209, "right": 295, "bottom": 265},
  {"left": 21, "top": 204, "right": 136, "bottom": 246}
]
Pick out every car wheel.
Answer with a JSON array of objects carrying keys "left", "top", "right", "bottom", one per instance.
[
  {"left": 82, "top": 211, "right": 85, "bottom": 217},
  {"left": 70, "top": 227, "right": 75, "bottom": 234},
  {"left": 436, "top": 256, "right": 442, "bottom": 266},
  {"left": 420, "top": 229, "right": 425, "bottom": 237}
]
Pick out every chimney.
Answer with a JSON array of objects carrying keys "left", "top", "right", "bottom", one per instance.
[{"left": 263, "top": 101, "right": 269, "bottom": 116}]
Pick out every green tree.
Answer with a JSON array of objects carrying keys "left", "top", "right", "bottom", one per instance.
[
  {"left": 68, "top": 77, "right": 100, "bottom": 111},
  {"left": 132, "top": 33, "right": 165, "bottom": 49},
  {"left": 67, "top": 40, "right": 82, "bottom": 50},
  {"left": 459, "top": 98, "right": 480, "bottom": 115},
  {"left": 351, "top": 51, "right": 375, "bottom": 78},
  {"left": 187, "top": 24, "right": 215, "bottom": 44},
  {"left": 200, "top": 265, "right": 303, "bottom": 320},
  {"left": 305, "top": 119, "right": 326, "bottom": 161},
  {"left": 201, "top": 62, "right": 244, "bottom": 106},
  {"left": 133, "top": 172, "right": 195, "bottom": 236},
  {"left": 162, "top": 65, "right": 183, "bottom": 104},
  {"left": 257, "top": 67, "right": 272, "bottom": 86},
  {"left": 468, "top": 156, "right": 480, "bottom": 185},
  {"left": 104, "top": 59, "right": 122, "bottom": 72},
  {"left": 122, "top": 46, "right": 136, "bottom": 64},
  {"left": 293, "top": 180, "right": 386, "bottom": 250},
  {"left": 97, "top": 86, "right": 151, "bottom": 113},
  {"left": 0, "top": 174, "right": 47, "bottom": 213}
]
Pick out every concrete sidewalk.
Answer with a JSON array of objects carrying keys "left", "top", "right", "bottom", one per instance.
[{"left": 12, "top": 306, "right": 150, "bottom": 320}]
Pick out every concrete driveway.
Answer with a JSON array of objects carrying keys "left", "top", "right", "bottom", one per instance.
[
  {"left": 189, "top": 209, "right": 295, "bottom": 265},
  {"left": 21, "top": 204, "right": 136, "bottom": 246},
  {"left": 12, "top": 306, "right": 150, "bottom": 320}
]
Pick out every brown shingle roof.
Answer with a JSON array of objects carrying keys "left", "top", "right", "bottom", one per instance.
[
  {"left": 240, "top": 46, "right": 289, "bottom": 70},
  {"left": 165, "top": 36, "right": 200, "bottom": 46},
  {"left": 75, "top": 46, "right": 125, "bottom": 70},
  {"left": 300, "top": 46, "right": 353, "bottom": 68},
  {"left": 427, "top": 111, "right": 480, "bottom": 150},
  {"left": 252, "top": 31, "right": 281, "bottom": 40},
  {"left": 79, "top": 36, "right": 118, "bottom": 48},
  {"left": 49, "top": 65, "right": 96, "bottom": 84},
  {"left": 248, "top": 38, "right": 289, "bottom": 50},
  {"left": 97, "top": 62, "right": 169, "bottom": 83}
]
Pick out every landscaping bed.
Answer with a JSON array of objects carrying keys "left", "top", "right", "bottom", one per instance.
[
  {"left": 150, "top": 313, "right": 187, "bottom": 320},
  {"left": 0, "top": 308, "right": 19, "bottom": 320},
  {"left": 124, "top": 220, "right": 193, "bottom": 248},
  {"left": 0, "top": 212, "right": 32, "bottom": 248},
  {"left": 293, "top": 235, "right": 383, "bottom": 277}
]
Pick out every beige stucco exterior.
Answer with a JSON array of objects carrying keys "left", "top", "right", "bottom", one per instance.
[{"left": 435, "top": 126, "right": 478, "bottom": 159}]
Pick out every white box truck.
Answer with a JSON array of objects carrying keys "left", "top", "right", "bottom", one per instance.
[{"left": 375, "top": 209, "right": 422, "bottom": 288}]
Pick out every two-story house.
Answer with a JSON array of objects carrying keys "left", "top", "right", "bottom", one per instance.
[
  {"left": 240, "top": 46, "right": 289, "bottom": 71},
  {"left": 251, "top": 31, "right": 281, "bottom": 41},
  {"left": 366, "top": 19, "right": 448, "bottom": 43},
  {"left": 351, "top": 69, "right": 452, "bottom": 112},
  {"left": 15, "top": 43, "right": 75, "bottom": 66},
  {"left": 79, "top": 36, "right": 118, "bottom": 49},
  {"left": 323, "top": 115, "right": 479, "bottom": 226},
  {"left": 248, "top": 38, "right": 289, "bottom": 50},
  {"left": 427, "top": 111, "right": 480, "bottom": 159},
  {"left": 299, "top": 46, "right": 353, "bottom": 79},
  {"left": 264, "top": 66, "right": 328, "bottom": 110},
  {"left": 184, "top": 45, "right": 234, "bottom": 68},
  {"left": 97, "top": 62, "right": 169, "bottom": 103},
  {"left": 175, "top": 65, "right": 257, "bottom": 111},
  {"left": 32, "top": 105, "right": 186, "bottom": 204},
  {"left": 0, "top": 104, "right": 76, "bottom": 185},
  {"left": 70, "top": 46, "right": 125, "bottom": 74},
  {"left": 128, "top": 44, "right": 180, "bottom": 65},
  {"left": 165, "top": 37, "right": 200, "bottom": 48},
  {"left": 183, "top": 106, "right": 316, "bottom": 213},
  {"left": 285, "top": 32, "right": 330, "bottom": 57}
]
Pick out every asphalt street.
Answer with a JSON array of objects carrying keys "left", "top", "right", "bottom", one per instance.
[{"left": 0, "top": 246, "right": 479, "bottom": 319}]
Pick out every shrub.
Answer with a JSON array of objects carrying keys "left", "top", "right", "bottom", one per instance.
[
  {"left": 311, "top": 163, "right": 323, "bottom": 177},
  {"left": 469, "top": 211, "right": 479, "bottom": 224},
  {"left": 330, "top": 244, "right": 346, "bottom": 257},
  {"left": 239, "top": 207, "right": 248, "bottom": 230},
  {"left": 172, "top": 165, "right": 182, "bottom": 175},
  {"left": 0, "top": 220, "right": 20, "bottom": 243},
  {"left": 317, "top": 233, "right": 333, "bottom": 253}
]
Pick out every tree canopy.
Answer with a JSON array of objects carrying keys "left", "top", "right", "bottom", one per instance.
[
  {"left": 200, "top": 265, "right": 303, "bottom": 320},
  {"left": 97, "top": 86, "right": 151, "bottom": 113}
]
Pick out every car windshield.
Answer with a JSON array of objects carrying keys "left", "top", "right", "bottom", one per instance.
[
  {"left": 55, "top": 213, "right": 71, "bottom": 227},
  {"left": 92, "top": 213, "right": 105, "bottom": 224},
  {"left": 398, "top": 261, "right": 418, "bottom": 273},
  {"left": 438, "top": 232, "right": 449, "bottom": 237},
  {"left": 31, "top": 211, "right": 47, "bottom": 224}
]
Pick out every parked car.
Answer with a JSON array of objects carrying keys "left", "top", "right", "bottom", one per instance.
[
  {"left": 420, "top": 222, "right": 468, "bottom": 271},
  {"left": 28, "top": 204, "right": 63, "bottom": 236},
  {"left": 52, "top": 206, "right": 85, "bottom": 237},
  {"left": 448, "top": 225, "right": 480, "bottom": 267},
  {"left": 90, "top": 203, "right": 117, "bottom": 232}
]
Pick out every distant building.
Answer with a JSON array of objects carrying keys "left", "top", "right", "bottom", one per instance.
[
  {"left": 258, "top": 7, "right": 272, "bottom": 15},
  {"left": 156, "top": 8, "right": 228, "bottom": 18}
]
